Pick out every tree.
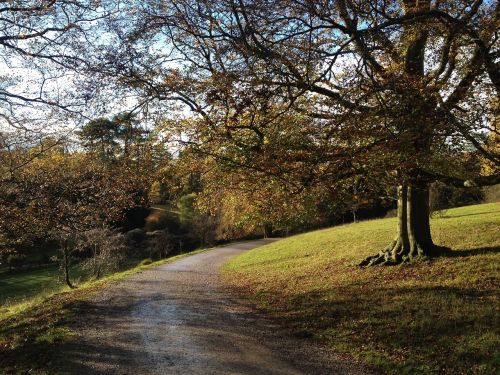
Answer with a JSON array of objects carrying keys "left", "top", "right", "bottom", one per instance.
[
  {"left": 113, "top": 112, "right": 150, "bottom": 158},
  {"left": 195, "top": 157, "right": 332, "bottom": 239},
  {"left": 77, "top": 227, "right": 127, "bottom": 279},
  {"left": 78, "top": 113, "right": 151, "bottom": 161},
  {"left": 78, "top": 118, "right": 121, "bottom": 161},
  {"left": 106, "top": 0, "right": 499, "bottom": 265},
  {"left": 0, "top": 142, "right": 148, "bottom": 286},
  {"left": 0, "top": 1, "right": 114, "bottom": 168},
  {"left": 177, "top": 141, "right": 390, "bottom": 240}
]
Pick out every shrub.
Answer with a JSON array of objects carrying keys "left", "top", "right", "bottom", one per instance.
[
  {"left": 77, "top": 227, "right": 127, "bottom": 279},
  {"left": 430, "top": 182, "right": 484, "bottom": 216},
  {"left": 483, "top": 184, "right": 500, "bottom": 203},
  {"left": 146, "top": 230, "right": 174, "bottom": 259},
  {"left": 125, "top": 228, "right": 146, "bottom": 245},
  {"left": 139, "top": 258, "right": 153, "bottom": 266},
  {"left": 177, "top": 193, "right": 198, "bottom": 226}
]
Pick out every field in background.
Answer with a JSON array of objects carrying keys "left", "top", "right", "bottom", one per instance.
[
  {"left": 223, "top": 203, "right": 500, "bottom": 374},
  {"left": 1, "top": 205, "right": 179, "bottom": 320},
  {"left": 0, "top": 265, "right": 92, "bottom": 312}
]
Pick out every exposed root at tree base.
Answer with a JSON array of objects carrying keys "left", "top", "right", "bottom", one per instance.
[{"left": 359, "top": 244, "right": 451, "bottom": 267}]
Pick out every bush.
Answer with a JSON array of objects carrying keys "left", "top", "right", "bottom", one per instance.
[
  {"left": 146, "top": 230, "right": 174, "bottom": 259},
  {"left": 177, "top": 193, "right": 198, "bottom": 226},
  {"left": 119, "top": 205, "right": 149, "bottom": 231},
  {"left": 483, "top": 184, "right": 500, "bottom": 203},
  {"left": 125, "top": 228, "right": 146, "bottom": 245},
  {"left": 139, "top": 258, "right": 153, "bottom": 266},
  {"left": 77, "top": 227, "right": 127, "bottom": 279}
]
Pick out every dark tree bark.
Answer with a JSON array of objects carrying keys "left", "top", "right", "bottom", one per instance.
[
  {"left": 62, "top": 242, "right": 74, "bottom": 288},
  {"left": 352, "top": 209, "right": 357, "bottom": 223},
  {"left": 360, "top": 185, "right": 406, "bottom": 266},
  {"left": 407, "top": 183, "right": 435, "bottom": 258},
  {"left": 263, "top": 223, "right": 273, "bottom": 238}
]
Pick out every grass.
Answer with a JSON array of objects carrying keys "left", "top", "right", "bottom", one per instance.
[
  {"left": 0, "top": 259, "right": 145, "bottom": 321},
  {"left": 0, "top": 265, "right": 64, "bottom": 304},
  {"left": 222, "top": 202, "right": 500, "bottom": 375},
  {"left": 0, "top": 249, "right": 207, "bottom": 375},
  {"left": 0, "top": 264, "right": 90, "bottom": 312}
]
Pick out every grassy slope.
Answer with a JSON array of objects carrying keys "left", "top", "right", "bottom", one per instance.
[
  {"left": 223, "top": 203, "right": 500, "bottom": 375},
  {"left": 0, "top": 250, "right": 207, "bottom": 375},
  {"left": 0, "top": 265, "right": 91, "bottom": 312},
  {"left": 0, "top": 265, "right": 63, "bottom": 304}
]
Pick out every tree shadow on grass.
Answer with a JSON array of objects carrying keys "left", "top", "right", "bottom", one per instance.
[
  {"left": 280, "top": 282, "right": 498, "bottom": 375},
  {"left": 0, "top": 302, "right": 74, "bottom": 374},
  {"left": 439, "top": 245, "right": 500, "bottom": 258}
]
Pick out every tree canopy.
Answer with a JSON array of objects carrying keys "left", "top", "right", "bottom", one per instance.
[
  {"left": 1, "top": 0, "right": 498, "bottom": 266},
  {"left": 98, "top": 0, "right": 499, "bottom": 264}
]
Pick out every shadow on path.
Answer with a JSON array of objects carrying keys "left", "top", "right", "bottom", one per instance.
[{"left": 60, "top": 240, "right": 369, "bottom": 375}]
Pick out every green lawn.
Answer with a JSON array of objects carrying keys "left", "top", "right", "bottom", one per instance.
[
  {"left": 223, "top": 202, "right": 500, "bottom": 375},
  {"left": 0, "top": 262, "right": 98, "bottom": 321},
  {"left": 0, "top": 266, "right": 60, "bottom": 303},
  {"left": 0, "top": 265, "right": 88, "bottom": 307}
]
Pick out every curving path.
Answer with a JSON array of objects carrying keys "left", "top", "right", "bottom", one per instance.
[{"left": 65, "top": 240, "right": 369, "bottom": 375}]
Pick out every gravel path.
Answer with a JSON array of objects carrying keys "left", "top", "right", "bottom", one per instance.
[{"left": 65, "top": 239, "right": 370, "bottom": 375}]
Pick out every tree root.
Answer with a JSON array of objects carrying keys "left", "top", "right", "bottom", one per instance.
[
  {"left": 359, "top": 241, "right": 451, "bottom": 267},
  {"left": 358, "top": 238, "right": 402, "bottom": 267}
]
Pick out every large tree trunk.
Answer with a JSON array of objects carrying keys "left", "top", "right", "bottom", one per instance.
[
  {"left": 359, "top": 0, "right": 444, "bottom": 267},
  {"left": 407, "top": 183, "right": 435, "bottom": 258},
  {"left": 359, "top": 182, "right": 441, "bottom": 267},
  {"left": 393, "top": 184, "right": 410, "bottom": 262}
]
